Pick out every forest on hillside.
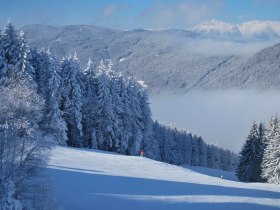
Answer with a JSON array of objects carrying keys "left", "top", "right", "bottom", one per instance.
[{"left": 0, "top": 23, "right": 237, "bottom": 209}]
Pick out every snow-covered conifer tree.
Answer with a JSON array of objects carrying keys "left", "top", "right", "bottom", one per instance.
[
  {"left": 46, "top": 70, "right": 68, "bottom": 145},
  {"left": 82, "top": 58, "right": 98, "bottom": 148},
  {"left": 140, "top": 89, "right": 160, "bottom": 160},
  {"left": 198, "top": 137, "right": 207, "bottom": 167},
  {"left": 126, "top": 79, "right": 143, "bottom": 155},
  {"left": 29, "top": 49, "right": 68, "bottom": 145},
  {"left": 95, "top": 60, "right": 116, "bottom": 151},
  {"left": 191, "top": 135, "right": 200, "bottom": 166},
  {"left": 0, "top": 22, "right": 35, "bottom": 88},
  {"left": 60, "top": 54, "right": 84, "bottom": 147},
  {"left": 107, "top": 61, "right": 125, "bottom": 152},
  {"left": 261, "top": 116, "right": 280, "bottom": 184},
  {"left": 236, "top": 121, "right": 263, "bottom": 182}
]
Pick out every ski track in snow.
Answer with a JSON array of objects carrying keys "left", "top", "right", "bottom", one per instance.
[{"left": 48, "top": 146, "right": 280, "bottom": 210}]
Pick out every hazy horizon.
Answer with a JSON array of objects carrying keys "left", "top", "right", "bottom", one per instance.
[{"left": 150, "top": 90, "right": 280, "bottom": 152}]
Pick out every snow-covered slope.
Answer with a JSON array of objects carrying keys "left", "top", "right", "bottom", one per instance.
[{"left": 48, "top": 146, "right": 280, "bottom": 210}]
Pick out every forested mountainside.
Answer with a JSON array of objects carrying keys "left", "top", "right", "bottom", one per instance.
[{"left": 22, "top": 23, "right": 280, "bottom": 94}]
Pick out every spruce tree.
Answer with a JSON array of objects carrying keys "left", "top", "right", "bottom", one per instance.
[
  {"left": 126, "top": 79, "right": 143, "bottom": 155},
  {"left": 236, "top": 121, "right": 263, "bottom": 182},
  {"left": 198, "top": 137, "right": 207, "bottom": 167},
  {"left": 46, "top": 70, "right": 68, "bottom": 145},
  {"left": 261, "top": 116, "right": 280, "bottom": 184},
  {"left": 0, "top": 22, "right": 35, "bottom": 88},
  {"left": 191, "top": 135, "right": 200, "bottom": 166},
  {"left": 60, "top": 55, "right": 84, "bottom": 147},
  {"left": 82, "top": 59, "right": 98, "bottom": 148},
  {"left": 140, "top": 89, "right": 159, "bottom": 160},
  {"left": 118, "top": 77, "right": 132, "bottom": 154},
  {"left": 95, "top": 60, "right": 116, "bottom": 151}
]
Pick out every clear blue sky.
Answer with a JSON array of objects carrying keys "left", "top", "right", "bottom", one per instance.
[{"left": 1, "top": 0, "right": 280, "bottom": 29}]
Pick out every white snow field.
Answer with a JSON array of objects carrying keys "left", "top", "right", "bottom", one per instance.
[{"left": 48, "top": 146, "right": 280, "bottom": 210}]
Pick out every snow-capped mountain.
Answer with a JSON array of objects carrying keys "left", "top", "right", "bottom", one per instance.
[
  {"left": 238, "top": 21, "right": 280, "bottom": 39},
  {"left": 21, "top": 23, "right": 280, "bottom": 94},
  {"left": 193, "top": 19, "right": 280, "bottom": 40},
  {"left": 193, "top": 20, "right": 242, "bottom": 39}
]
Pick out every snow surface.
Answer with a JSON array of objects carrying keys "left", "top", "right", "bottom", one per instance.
[
  {"left": 48, "top": 146, "right": 280, "bottom": 210},
  {"left": 118, "top": 57, "right": 125, "bottom": 62}
]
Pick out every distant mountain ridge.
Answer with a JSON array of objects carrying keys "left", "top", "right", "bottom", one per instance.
[
  {"left": 193, "top": 19, "right": 280, "bottom": 40},
  {"left": 20, "top": 21, "right": 280, "bottom": 94}
]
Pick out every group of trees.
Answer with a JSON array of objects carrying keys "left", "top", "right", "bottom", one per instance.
[
  {"left": 236, "top": 116, "right": 280, "bottom": 184},
  {"left": 0, "top": 23, "right": 52, "bottom": 209},
  {"left": 153, "top": 121, "right": 238, "bottom": 171},
  {"left": 15, "top": 23, "right": 238, "bottom": 171},
  {"left": 0, "top": 23, "right": 239, "bottom": 208}
]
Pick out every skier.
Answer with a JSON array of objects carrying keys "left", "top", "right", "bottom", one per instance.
[{"left": 140, "top": 149, "right": 144, "bottom": 157}]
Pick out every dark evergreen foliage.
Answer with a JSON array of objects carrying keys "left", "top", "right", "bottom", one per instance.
[{"left": 236, "top": 122, "right": 265, "bottom": 182}]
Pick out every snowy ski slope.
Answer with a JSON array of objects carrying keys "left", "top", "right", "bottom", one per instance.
[{"left": 48, "top": 146, "right": 280, "bottom": 210}]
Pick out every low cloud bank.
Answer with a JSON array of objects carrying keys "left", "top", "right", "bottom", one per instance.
[{"left": 150, "top": 90, "right": 280, "bottom": 152}]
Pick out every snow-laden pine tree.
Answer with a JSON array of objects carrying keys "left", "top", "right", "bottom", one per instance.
[
  {"left": 154, "top": 120, "right": 165, "bottom": 160},
  {"left": 181, "top": 131, "right": 193, "bottom": 165},
  {"left": 257, "top": 122, "right": 266, "bottom": 179},
  {"left": 0, "top": 22, "right": 23, "bottom": 80},
  {"left": 126, "top": 78, "right": 144, "bottom": 155},
  {"left": 107, "top": 61, "right": 124, "bottom": 152},
  {"left": 261, "top": 116, "right": 280, "bottom": 184},
  {"left": 198, "top": 137, "right": 208, "bottom": 167},
  {"left": 46, "top": 69, "right": 68, "bottom": 145},
  {"left": 95, "top": 60, "right": 116, "bottom": 151},
  {"left": 118, "top": 77, "right": 131, "bottom": 154},
  {"left": 0, "top": 31, "right": 7, "bottom": 84},
  {"left": 29, "top": 48, "right": 50, "bottom": 95},
  {"left": 219, "top": 149, "right": 238, "bottom": 171},
  {"left": 154, "top": 122, "right": 171, "bottom": 162},
  {"left": 60, "top": 54, "right": 84, "bottom": 147},
  {"left": 191, "top": 135, "right": 200, "bottom": 166},
  {"left": 207, "top": 145, "right": 221, "bottom": 169},
  {"left": 140, "top": 89, "right": 160, "bottom": 160},
  {"left": 82, "top": 59, "right": 98, "bottom": 148},
  {"left": 29, "top": 49, "right": 68, "bottom": 145},
  {"left": 236, "top": 121, "right": 264, "bottom": 182},
  {"left": 168, "top": 127, "right": 179, "bottom": 164},
  {"left": 0, "top": 23, "right": 35, "bottom": 88}
]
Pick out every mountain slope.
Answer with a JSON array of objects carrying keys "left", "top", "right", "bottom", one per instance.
[
  {"left": 48, "top": 146, "right": 280, "bottom": 210},
  {"left": 21, "top": 24, "right": 280, "bottom": 94}
]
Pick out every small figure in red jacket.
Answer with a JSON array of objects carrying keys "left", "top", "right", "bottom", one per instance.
[{"left": 140, "top": 150, "right": 144, "bottom": 157}]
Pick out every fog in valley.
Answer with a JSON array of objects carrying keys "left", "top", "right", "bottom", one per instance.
[
  {"left": 174, "top": 38, "right": 279, "bottom": 56},
  {"left": 150, "top": 90, "right": 280, "bottom": 152}
]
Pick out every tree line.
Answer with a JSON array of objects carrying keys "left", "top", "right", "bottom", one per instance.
[
  {"left": 0, "top": 23, "right": 238, "bottom": 209},
  {"left": 236, "top": 116, "right": 280, "bottom": 185}
]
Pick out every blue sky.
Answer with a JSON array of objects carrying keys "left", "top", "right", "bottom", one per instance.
[{"left": 1, "top": 0, "right": 280, "bottom": 29}]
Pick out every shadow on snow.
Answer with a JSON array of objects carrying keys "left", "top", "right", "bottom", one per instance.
[{"left": 48, "top": 168, "right": 280, "bottom": 210}]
